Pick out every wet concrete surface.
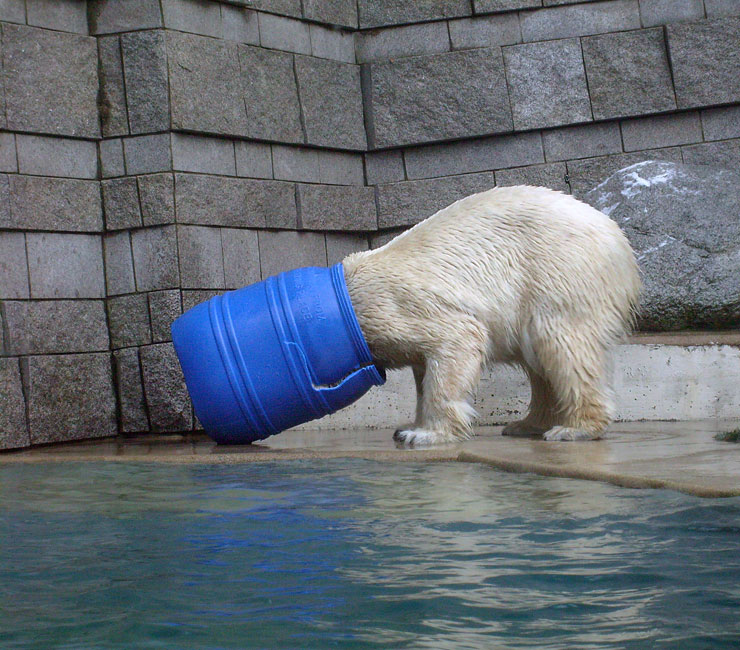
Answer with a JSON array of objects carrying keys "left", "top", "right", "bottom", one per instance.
[{"left": 2, "top": 421, "right": 739, "bottom": 498}]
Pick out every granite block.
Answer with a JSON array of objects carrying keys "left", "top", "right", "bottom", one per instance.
[
  {"left": 171, "top": 134, "right": 236, "bottom": 175},
  {"left": 0, "top": 175, "right": 9, "bottom": 225},
  {"left": 238, "top": 45, "right": 303, "bottom": 143},
  {"left": 6, "top": 176, "right": 103, "bottom": 232},
  {"left": 668, "top": 17, "right": 740, "bottom": 109},
  {"left": 182, "top": 289, "right": 223, "bottom": 312},
  {"left": 318, "top": 150, "right": 365, "bottom": 185},
  {"left": 131, "top": 226, "right": 180, "bottom": 292},
  {"left": 566, "top": 147, "right": 683, "bottom": 197},
  {"left": 542, "top": 122, "right": 622, "bottom": 162},
  {"left": 0, "top": 0, "right": 26, "bottom": 23},
  {"left": 326, "top": 232, "right": 369, "bottom": 265},
  {"left": 27, "top": 233, "right": 105, "bottom": 299},
  {"left": 705, "top": 0, "right": 740, "bottom": 18},
  {"left": 0, "top": 358, "right": 29, "bottom": 451},
  {"left": 376, "top": 172, "right": 496, "bottom": 228},
  {"left": 112, "top": 348, "right": 149, "bottom": 433},
  {"left": 639, "top": 0, "right": 704, "bottom": 27},
  {"left": 89, "top": 0, "right": 163, "bottom": 34},
  {"left": 520, "top": 0, "right": 640, "bottom": 41},
  {"left": 248, "top": 0, "right": 301, "bottom": 19},
  {"left": 222, "top": 5, "right": 259, "bottom": 44},
  {"left": 177, "top": 225, "right": 226, "bottom": 289},
  {"left": 235, "top": 141, "right": 273, "bottom": 179},
  {"left": 97, "top": 36, "right": 129, "bottom": 138},
  {"left": 4, "top": 24, "right": 100, "bottom": 138},
  {"left": 369, "top": 228, "right": 406, "bottom": 249},
  {"left": 404, "top": 132, "right": 543, "bottom": 179},
  {"left": 295, "top": 56, "right": 367, "bottom": 150},
  {"left": 309, "top": 24, "right": 355, "bottom": 63},
  {"left": 701, "top": 106, "right": 740, "bottom": 141},
  {"left": 365, "top": 150, "right": 405, "bottom": 185},
  {"left": 16, "top": 135, "right": 97, "bottom": 179},
  {"left": 449, "top": 14, "right": 522, "bottom": 50},
  {"left": 495, "top": 162, "right": 569, "bottom": 192},
  {"left": 100, "top": 138, "right": 125, "bottom": 178},
  {"left": 358, "top": 0, "right": 470, "bottom": 29},
  {"left": 258, "top": 230, "right": 327, "bottom": 278},
  {"left": 3, "top": 300, "right": 109, "bottom": 354},
  {"left": 108, "top": 293, "right": 152, "bottom": 348},
  {"left": 121, "top": 30, "right": 170, "bottom": 134},
  {"left": 0, "top": 133, "right": 17, "bottom": 173},
  {"left": 123, "top": 134, "right": 172, "bottom": 175},
  {"left": 26, "top": 353, "right": 117, "bottom": 444},
  {"left": 366, "top": 48, "right": 512, "bottom": 148},
  {"left": 161, "top": 0, "right": 222, "bottom": 37},
  {"left": 503, "top": 38, "right": 591, "bottom": 130},
  {"left": 140, "top": 343, "right": 193, "bottom": 431},
  {"left": 138, "top": 173, "right": 176, "bottom": 226},
  {"left": 621, "top": 112, "right": 703, "bottom": 152},
  {"left": 303, "top": 0, "right": 358, "bottom": 28},
  {"left": 27, "top": 0, "right": 88, "bottom": 34},
  {"left": 682, "top": 140, "right": 740, "bottom": 169},
  {"left": 175, "top": 174, "right": 297, "bottom": 229},
  {"left": 102, "top": 178, "right": 143, "bottom": 231},
  {"left": 259, "top": 12, "right": 310, "bottom": 54},
  {"left": 355, "top": 22, "right": 450, "bottom": 63},
  {"left": 297, "top": 184, "right": 377, "bottom": 230},
  {"left": 272, "top": 145, "right": 321, "bottom": 183},
  {"left": 148, "top": 290, "right": 182, "bottom": 342},
  {"left": 474, "top": 0, "right": 541, "bottom": 12},
  {"left": 103, "top": 231, "right": 136, "bottom": 296},
  {"left": 167, "top": 31, "right": 247, "bottom": 136},
  {"left": 221, "top": 228, "right": 261, "bottom": 289},
  {"left": 582, "top": 28, "right": 675, "bottom": 120},
  {"left": 0, "top": 231, "right": 29, "bottom": 299}
]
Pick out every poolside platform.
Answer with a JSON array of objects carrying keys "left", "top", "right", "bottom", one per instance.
[{"left": 2, "top": 420, "right": 739, "bottom": 499}]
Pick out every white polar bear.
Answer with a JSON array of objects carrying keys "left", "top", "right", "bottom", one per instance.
[{"left": 342, "top": 186, "right": 641, "bottom": 447}]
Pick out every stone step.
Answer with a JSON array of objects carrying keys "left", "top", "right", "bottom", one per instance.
[{"left": 295, "top": 334, "right": 740, "bottom": 430}]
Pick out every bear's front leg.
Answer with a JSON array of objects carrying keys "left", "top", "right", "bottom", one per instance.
[{"left": 393, "top": 342, "right": 484, "bottom": 448}]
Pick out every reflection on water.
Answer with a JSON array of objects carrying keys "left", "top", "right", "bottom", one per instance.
[{"left": 1, "top": 460, "right": 740, "bottom": 649}]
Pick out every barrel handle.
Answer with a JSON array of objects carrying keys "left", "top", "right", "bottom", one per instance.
[{"left": 285, "top": 341, "right": 373, "bottom": 395}]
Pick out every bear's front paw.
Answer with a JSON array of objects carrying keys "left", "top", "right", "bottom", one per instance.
[
  {"left": 502, "top": 420, "right": 548, "bottom": 437},
  {"left": 543, "top": 426, "right": 602, "bottom": 442},
  {"left": 393, "top": 428, "right": 441, "bottom": 448}
]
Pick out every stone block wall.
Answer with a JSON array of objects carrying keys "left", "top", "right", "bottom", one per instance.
[{"left": 1, "top": 0, "right": 739, "bottom": 449}]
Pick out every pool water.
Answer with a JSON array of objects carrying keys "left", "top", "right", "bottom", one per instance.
[{"left": 1, "top": 460, "right": 739, "bottom": 649}]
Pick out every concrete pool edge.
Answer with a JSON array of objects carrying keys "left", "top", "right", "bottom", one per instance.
[{"left": 2, "top": 421, "right": 739, "bottom": 499}]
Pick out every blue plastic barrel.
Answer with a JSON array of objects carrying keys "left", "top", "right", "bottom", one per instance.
[{"left": 170, "top": 263, "right": 386, "bottom": 444}]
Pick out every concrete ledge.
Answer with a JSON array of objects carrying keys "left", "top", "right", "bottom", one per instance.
[
  {"left": 292, "top": 341, "right": 740, "bottom": 430},
  {"left": 3, "top": 421, "right": 739, "bottom": 499}
]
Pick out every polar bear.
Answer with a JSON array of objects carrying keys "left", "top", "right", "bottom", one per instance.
[{"left": 342, "top": 186, "right": 641, "bottom": 447}]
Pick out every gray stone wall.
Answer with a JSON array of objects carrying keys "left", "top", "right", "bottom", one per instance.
[{"left": 1, "top": 0, "right": 739, "bottom": 449}]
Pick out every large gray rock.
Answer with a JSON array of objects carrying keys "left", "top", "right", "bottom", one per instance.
[{"left": 585, "top": 160, "right": 740, "bottom": 330}]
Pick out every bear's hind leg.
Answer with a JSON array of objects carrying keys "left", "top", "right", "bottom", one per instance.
[
  {"left": 534, "top": 328, "right": 614, "bottom": 442},
  {"left": 502, "top": 371, "right": 557, "bottom": 437},
  {"left": 393, "top": 337, "right": 485, "bottom": 447}
]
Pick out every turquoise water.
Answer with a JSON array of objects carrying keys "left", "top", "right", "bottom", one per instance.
[{"left": 1, "top": 460, "right": 739, "bottom": 649}]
